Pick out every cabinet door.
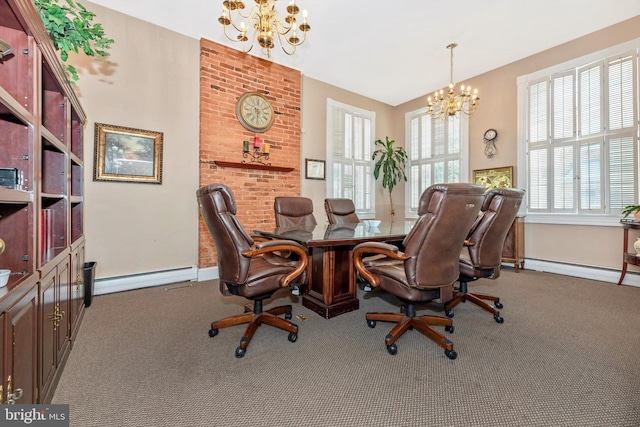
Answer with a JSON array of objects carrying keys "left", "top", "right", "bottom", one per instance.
[
  {"left": 56, "top": 257, "right": 71, "bottom": 362},
  {"left": 39, "top": 266, "right": 56, "bottom": 401},
  {"left": 70, "top": 242, "right": 85, "bottom": 342},
  {"left": 6, "top": 285, "right": 38, "bottom": 404}
]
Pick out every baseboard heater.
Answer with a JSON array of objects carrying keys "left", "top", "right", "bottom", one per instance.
[{"left": 94, "top": 266, "right": 198, "bottom": 296}]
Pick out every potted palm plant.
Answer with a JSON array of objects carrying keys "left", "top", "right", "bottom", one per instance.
[{"left": 372, "top": 136, "right": 408, "bottom": 221}]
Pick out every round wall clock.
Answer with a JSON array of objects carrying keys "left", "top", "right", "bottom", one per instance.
[
  {"left": 483, "top": 128, "right": 498, "bottom": 142},
  {"left": 236, "top": 92, "right": 275, "bottom": 133}
]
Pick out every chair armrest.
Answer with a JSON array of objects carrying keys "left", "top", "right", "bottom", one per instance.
[
  {"left": 243, "top": 240, "right": 309, "bottom": 288},
  {"left": 353, "top": 241, "right": 410, "bottom": 288}
]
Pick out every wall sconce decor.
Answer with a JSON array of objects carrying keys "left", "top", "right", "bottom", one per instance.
[{"left": 242, "top": 136, "right": 271, "bottom": 166}]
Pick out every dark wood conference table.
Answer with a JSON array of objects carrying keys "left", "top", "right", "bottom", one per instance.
[{"left": 257, "top": 221, "right": 415, "bottom": 319}]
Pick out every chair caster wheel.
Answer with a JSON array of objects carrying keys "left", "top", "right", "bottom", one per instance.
[
  {"left": 288, "top": 332, "right": 298, "bottom": 342},
  {"left": 235, "top": 347, "right": 245, "bottom": 358},
  {"left": 445, "top": 349, "right": 457, "bottom": 360},
  {"left": 445, "top": 325, "right": 454, "bottom": 333},
  {"left": 367, "top": 319, "right": 376, "bottom": 328},
  {"left": 387, "top": 343, "right": 397, "bottom": 355},
  {"left": 208, "top": 328, "right": 219, "bottom": 338},
  {"left": 285, "top": 312, "right": 292, "bottom": 320},
  {"left": 494, "top": 315, "right": 504, "bottom": 324},
  {"left": 495, "top": 301, "right": 504, "bottom": 309},
  {"left": 445, "top": 310, "right": 454, "bottom": 318}
]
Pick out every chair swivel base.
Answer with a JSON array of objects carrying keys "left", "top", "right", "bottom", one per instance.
[
  {"left": 365, "top": 311, "right": 457, "bottom": 360},
  {"left": 209, "top": 304, "right": 298, "bottom": 358},
  {"left": 444, "top": 289, "right": 504, "bottom": 323}
]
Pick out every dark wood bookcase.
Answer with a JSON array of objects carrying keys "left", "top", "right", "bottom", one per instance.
[{"left": 0, "top": 0, "right": 86, "bottom": 404}]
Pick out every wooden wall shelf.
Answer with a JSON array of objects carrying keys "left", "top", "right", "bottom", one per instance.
[{"left": 213, "top": 160, "right": 294, "bottom": 173}]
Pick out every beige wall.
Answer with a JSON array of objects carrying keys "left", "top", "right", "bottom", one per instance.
[
  {"left": 72, "top": 2, "right": 639, "bottom": 280},
  {"left": 393, "top": 16, "right": 640, "bottom": 271},
  {"left": 71, "top": 3, "right": 200, "bottom": 279}
]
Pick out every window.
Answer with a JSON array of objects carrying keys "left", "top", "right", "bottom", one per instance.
[
  {"left": 404, "top": 107, "right": 469, "bottom": 217},
  {"left": 518, "top": 39, "right": 639, "bottom": 224},
  {"left": 326, "top": 99, "right": 376, "bottom": 218}
]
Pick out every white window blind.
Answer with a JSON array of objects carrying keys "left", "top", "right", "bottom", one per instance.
[
  {"left": 522, "top": 42, "right": 639, "bottom": 220},
  {"left": 405, "top": 108, "right": 468, "bottom": 217},
  {"left": 326, "top": 99, "right": 375, "bottom": 217}
]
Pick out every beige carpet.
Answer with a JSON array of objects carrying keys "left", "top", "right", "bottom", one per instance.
[{"left": 53, "top": 269, "right": 640, "bottom": 426}]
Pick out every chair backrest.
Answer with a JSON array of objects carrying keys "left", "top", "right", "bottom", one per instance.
[
  {"left": 324, "top": 198, "right": 360, "bottom": 224},
  {"left": 196, "top": 184, "right": 254, "bottom": 285},
  {"left": 274, "top": 196, "right": 317, "bottom": 227},
  {"left": 401, "top": 183, "right": 486, "bottom": 289},
  {"left": 465, "top": 188, "right": 524, "bottom": 270}
]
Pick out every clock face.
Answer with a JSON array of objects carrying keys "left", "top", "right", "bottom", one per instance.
[
  {"left": 237, "top": 92, "right": 274, "bottom": 133},
  {"left": 484, "top": 129, "right": 497, "bottom": 141}
]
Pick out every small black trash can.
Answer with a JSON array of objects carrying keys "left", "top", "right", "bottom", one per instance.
[{"left": 83, "top": 261, "right": 97, "bottom": 308}]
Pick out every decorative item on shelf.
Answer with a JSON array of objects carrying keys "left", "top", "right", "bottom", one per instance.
[
  {"left": 0, "top": 37, "right": 13, "bottom": 59},
  {"left": 634, "top": 237, "right": 640, "bottom": 256},
  {"left": 0, "top": 168, "right": 21, "bottom": 189},
  {"left": 242, "top": 139, "right": 271, "bottom": 166},
  {"left": 483, "top": 128, "right": 498, "bottom": 158},
  {"left": 621, "top": 205, "right": 640, "bottom": 221},
  {"left": 218, "top": 0, "right": 311, "bottom": 58},
  {"left": 427, "top": 43, "right": 479, "bottom": 120},
  {"left": 0, "top": 269, "right": 10, "bottom": 288}
]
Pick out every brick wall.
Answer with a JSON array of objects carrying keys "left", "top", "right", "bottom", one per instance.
[{"left": 198, "top": 39, "right": 302, "bottom": 268}]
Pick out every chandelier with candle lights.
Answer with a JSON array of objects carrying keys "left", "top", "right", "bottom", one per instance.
[
  {"left": 427, "top": 43, "right": 479, "bottom": 119},
  {"left": 218, "top": 0, "right": 310, "bottom": 58}
]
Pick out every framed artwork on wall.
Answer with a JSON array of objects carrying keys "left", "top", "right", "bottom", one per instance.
[
  {"left": 93, "top": 123, "right": 163, "bottom": 184},
  {"left": 305, "top": 158, "right": 325, "bottom": 180},
  {"left": 473, "top": 166, "right": 514, "bottom": 191}
]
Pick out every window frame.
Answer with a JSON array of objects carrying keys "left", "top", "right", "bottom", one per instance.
[
  {"left": 404, "top": 107, "right": 469, "bottom": 219},
  {"left": 325, "top": 98, "right": 376, "bottom": 219},
  {"left": 517, "top": 38, "right": 640, "bottom": 226}
]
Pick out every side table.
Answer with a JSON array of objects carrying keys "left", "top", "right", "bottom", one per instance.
[
  {"left": 502, "top": 215, "right": 525, "bottom": 272},
  {"left": 617, "top": 220, "right": 640, "bottom": 285}
]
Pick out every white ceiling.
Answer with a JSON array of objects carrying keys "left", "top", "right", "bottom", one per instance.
[{"left": 88, "top": 0, "right": 640, "bottom": 106}]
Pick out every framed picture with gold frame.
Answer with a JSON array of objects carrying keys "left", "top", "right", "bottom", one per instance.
[
  {"left": 93, "top": 123, "right": 163, "bottom": 184},
  {"left": 473, "top": 166, "right": 514, "bottom": 191}
]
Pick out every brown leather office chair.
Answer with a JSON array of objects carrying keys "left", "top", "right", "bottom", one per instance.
[
  {"left": 324, "top": 198, "right": 360, "bottom": 224},
  {"left": 196, "top": 184, "right": 308, "bottom": 358},
  {"left": 353, "top": 183, "right": 485, "bottom": 359},
  {"left": 444, "top": 188, "right": 524, "bottom": 323},
  {"left": 274, "top": 196, "right": 318, "bottom": 227}
]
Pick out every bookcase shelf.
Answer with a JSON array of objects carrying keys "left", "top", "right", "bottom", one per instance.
[{"left": 0, "top": 0, "right": 87, "bottom": 405}]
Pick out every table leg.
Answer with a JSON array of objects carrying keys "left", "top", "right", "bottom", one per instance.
[
  {"left": 301, "top": 245, "right": 359, "bottom": 318},
  {"left": 617, "top": 227, "right": 629, "bottom": 286}
]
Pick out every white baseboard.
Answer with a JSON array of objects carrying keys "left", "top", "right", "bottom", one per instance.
[
  {"left": 522, "top": 259, "right": 640, "bottom": 288},
  {"left": 197, "top": 266, "right": 219, "bottom": 282},
  {"left": 94, "top": 266, "right": 198, "bottom": 296},
  {"left": 93, "top": 260, "right": 638, "bottom": 296}
]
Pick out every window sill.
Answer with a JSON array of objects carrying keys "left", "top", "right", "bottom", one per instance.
[{"left": 525, "top": 213, "right": 623, "bottom": 227}]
